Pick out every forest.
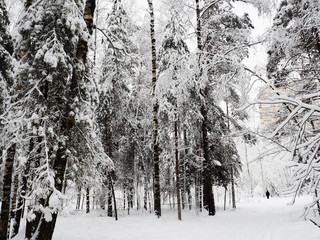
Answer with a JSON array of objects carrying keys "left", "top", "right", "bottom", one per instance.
[{"left": 0, "top": 0, "right": 320, "bottom": 239}]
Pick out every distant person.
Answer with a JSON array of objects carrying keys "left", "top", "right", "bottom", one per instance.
[{"left": 266, "top": 190, "right": 270, "bottom": 199}]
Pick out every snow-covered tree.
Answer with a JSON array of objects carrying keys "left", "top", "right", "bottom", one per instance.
[
  {"left": 194, "top": 0, "right": 252, "bottom": 215},
  {"left": 10, "top": 0, "right": 105, "bottom": 238},
  {"left": 262, "top": 0, "right": 320, "bottom": 222},
  {"left": 96, "top": 0, "right": 140, "bottom": 216},
  {"left": 157, "top": 12, "right": 190, "bottom": 220}
]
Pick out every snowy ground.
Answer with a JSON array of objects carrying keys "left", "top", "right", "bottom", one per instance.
[{"left": 14, "top": 197, "right": 320, "bottom": 240}]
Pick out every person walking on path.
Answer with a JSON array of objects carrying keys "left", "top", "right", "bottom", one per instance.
[{"left": 266, "top": 190, "right": 270, "bottom": 199}]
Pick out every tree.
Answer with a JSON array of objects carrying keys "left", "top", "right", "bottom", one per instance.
[
  {"left": 0, "top": 1, "right": 17, "bottom": 239},
  {"left": 12, "top": 0, "right": 100, "bottom": 238},
  {"left": 147, "top": 0, "right": 161, "bottom": 218},
  {"left": 263, "top": 0, "right": 320, "bottom": 221},
  {"left": 194, "top": 0, "right": 252, "bottom": 215},
  {"left": 157, "top": 12, "right": 190, "bottom": 220},
  {"left": 96, "top": 0, "right": 139, "bottom": 217}
]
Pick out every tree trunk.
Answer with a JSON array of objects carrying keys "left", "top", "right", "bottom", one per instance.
[
  {"left": 245, "top": 143, "right": 253, "bottom": 197},
  {"left": 174, "top": 121, "right": 182, "bottom": 220},
  {"left": 107, "top": 176, "right": 113, "bottom": 217},
  {"left": 34, "top": 1, "right": 96, "bottom": 239},
  {"left": 0, "top": 143, "right": 16, "bottom": 240},
  {"left": 147, "top": 0, "right": 161, "bottom": 218},
  {"left": 108, "top": 171, "right": 118, "bottom": 221},
  {"left": 231, "top": 168, "right": 236, "bottom": 209},
  {"left": 224, "top": 187, "right": 227, "bottom": 211},
  {"left": 195, "top": 174, "right": 199, "bottom": 213},
  {"left": 76, "top": 187, "right": 81, "bottom": 210},
  {"left": 10, "top": 164, "right": 22, "bottom": 239},
  {"left": 183, "top": 129, "right": 192, "bottom": 210},
  {"left": 258, "top": 145, "right": 265, "bottom": 196},
  {"left": 143, "top": 173, "right": 148, "bottom": 211},
  {"left": 201, "top": 105, "right": 215, "bottom": 216},
  {"left": 86, "top": 187, "right": 90, "bottom": 214}
]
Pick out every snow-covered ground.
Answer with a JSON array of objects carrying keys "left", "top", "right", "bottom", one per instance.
[{"left": 13, "top": 196, "right": 320, "bottom": 240}]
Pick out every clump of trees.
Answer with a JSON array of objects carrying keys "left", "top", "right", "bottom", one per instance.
[{"left": 2, "top": 0, "right": 319, "bottom": 239}]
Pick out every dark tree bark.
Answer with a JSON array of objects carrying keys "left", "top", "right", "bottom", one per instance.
[
  {"left": 86, "top": 187, "right": 90, "bottom": 214},
  {"left": 195, "top": 0, "right": 215, "bottom": 216},
  {"left": 26, "top": 134, "right": 45, "bottom": 239},
  {"left": 201, "top": 105, "right": 215, "bottom": 216},
  {"left": 183, "top": 128, "right": 192, "bottom": 210},
  {"left": 107, "top": 178, "right": 113, "bottom": 217},
  {"left": 147, "top": 0, "right": 161, "bottom": 218},
  {"left": 231, "top": 168, "right": 236, "bottom": 209},
  {"left": 108, "top": 171, "right": 118, "bottom": 221},
  {"left": 143, "top": 172, "right": 148, "bottom": 211},
  {"left": 0, "top": 143, "right": 16, "bottom": 240},
  {"left": 33, "top": 1, "right": 96, "bottom": 239},
  {"left": 175, "top": 121, "right": 182, "bottom": 220},
  {"left": 10, "top": 165, "right": 22, "bottom": 239}
]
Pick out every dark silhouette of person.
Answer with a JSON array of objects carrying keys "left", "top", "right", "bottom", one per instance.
[{"left": 266, "top": 190, "right": 270, "bottom": 199}]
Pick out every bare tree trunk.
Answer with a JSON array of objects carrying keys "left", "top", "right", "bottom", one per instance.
[
  {"left": 244, "top": 143, "right": 253, "bottom": 197},
  {"left": 10, "top": 164, "right": 22, "bottom": 239},
  {"left": 86, "top": 187, "right": 90, "bottom": 214},
  {"left": 195, "top": 174, "right": 199, "bottom": 213},
  {"left": 174, "top": 121, "right": 182, "bottom": 220},
  {"left": 231, "top": 168, "right": 236, "bottom": 209},
  {"left": 258, "top": 145, "right": 265, "bottom": 196},
  {"left": 76, "top": 187, "right": 81, "bottom": 210},
  {"left": 224, "top": 187, "right": 227, "bottom": 211},
  {"left": 201, "top": 106, "right": 215, "bottom": 216},
  {"left": 0, "top": 143, "right": 16, "bottom": 240},
  {"left": 183, "top": 129, "right": 192, "bottom": 210},
  {"left": 108, "top": 172, "right": 118, "bottom": 221},
  {"left": 143, "top": 173, "right": 148, "bottom": 211},
  {"left": 123, "top": 188, "right": 126, "bottom": 210},
  {"left": 107, "top": 179, "right": 113, "bottom": 217},
  {"left": 147, "top": 0, "right": 161, "bottom": 218}
]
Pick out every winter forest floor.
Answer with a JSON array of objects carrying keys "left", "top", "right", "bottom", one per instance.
[{"left": 13, "top": 197, "right": 320, "bottom": 240}]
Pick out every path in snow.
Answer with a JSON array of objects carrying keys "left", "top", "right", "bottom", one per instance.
[{"left": 14, "top": 197, "right": 320, "bottom": 240}]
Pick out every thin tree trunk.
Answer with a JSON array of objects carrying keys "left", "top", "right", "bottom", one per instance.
[
  {"left": 86, "top": 187, "right": 90, "bottom": 214},
  {"left": 147, "top": 0, "right": 161, "bottom": 218},
  {"left": 231, "top": 168, "right": 236, "bottom": 209},
  {"left": 143, "top": 173, "right": 148, "bottom": 211},
  {"left": 195, "top": 174, "right": 199, "bottom": 213},
  {"left": 258, "top": 145, "right": 265, "bottom": 195},
  {"left": 123, "top": 188, "right": 126, "bottom": 210},
  {"left": 0, "top": 143, "right": 16, "bottom": 240},
  {"left": 201, "top": 106, "right": 215, "bottom": 216},
  {"left": 183, "top": 129, "right": 192, "bottom": 210},
  {"left": 76, "top": 187, "right": 81, "bottom": 210},
  {"left": 107, "top": 179, "right": 113, "bottom": 217},
  {"left": 224, "top": 187, "right": 227, "bottom": 211},
  {"left": 175, "top": 121, "right": 182, "bottom": 220},
  {"left": 10, "top": 164, "right": 22, "bottom": 239},
  {"left": 108, "top": 171, "right": 118, "bottom": 221},
  {"left": 244, "top": 143, "right": 253, "bottom": 197}
]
